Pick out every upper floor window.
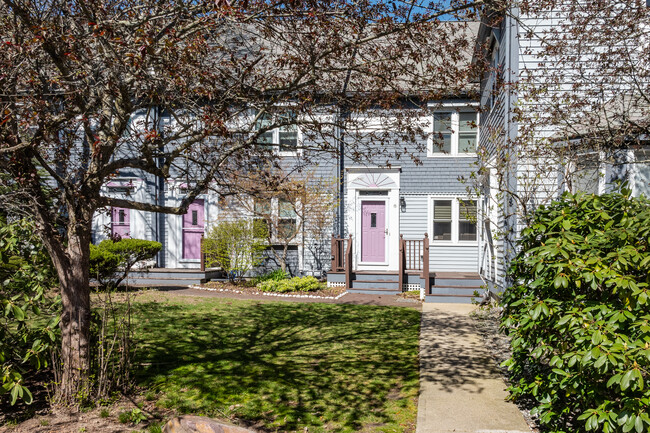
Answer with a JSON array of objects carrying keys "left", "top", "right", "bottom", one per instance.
[
  {"left": 255, "top": 110, "right": 299, "bottom": 155},
  {"left": 428, "top": 111, "right": 478, "bottom": 157}
]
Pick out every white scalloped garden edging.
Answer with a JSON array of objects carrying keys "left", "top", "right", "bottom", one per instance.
[{"left": 189, "top": 285, "right": 348, "bottom": 300}]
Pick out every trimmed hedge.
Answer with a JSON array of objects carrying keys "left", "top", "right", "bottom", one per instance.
[
  {"left": 90, "top": 238, "right": 161, "bottom": 289},
  {"left": 257, "top": 276, "right": 321, "bottom": 293},
  {"left": 501, "top": 191, "right": 650, "bottom": 433}
]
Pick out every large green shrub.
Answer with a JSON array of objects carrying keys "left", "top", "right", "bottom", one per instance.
[
  {"left": 252, "top": 269, "right": 289, "bottom": 285},
  {"left": 257, "top": 276, "right": 321, "bottom": 293},
  {"left": 90, "top": 238, "right": 162, "bottom": 289},
  {"left": 0, "top": 218, "right": 60, "bottom": 405},
  {"left": 501, "top": 191, "right": 650, "bottom": 433},
  {"left": 202, "top": 219, "right": 268, "bottom": 282}
]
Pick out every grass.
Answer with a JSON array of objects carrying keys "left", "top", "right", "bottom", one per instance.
[{"left": 130, "top": 292, "right": 420, "bottom": 433}]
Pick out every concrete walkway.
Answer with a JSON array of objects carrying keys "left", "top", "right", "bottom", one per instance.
[{"left": 416, "top": 303, "right": 531, "bottom": 433}]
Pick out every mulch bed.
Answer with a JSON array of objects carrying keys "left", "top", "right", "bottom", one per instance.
[
  {"left": 470, "top": 305, "right": 541, "bottom": 433},
  {"left": 0, "top": 395, "right": 168, "bottom": 433},
  {"left": 198, "top": 280, "right": 347, "bottom": 298}
]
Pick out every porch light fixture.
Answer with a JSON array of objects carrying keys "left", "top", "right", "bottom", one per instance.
[{"left": 400, "top": 196, "right": 406, "bottom": 212}]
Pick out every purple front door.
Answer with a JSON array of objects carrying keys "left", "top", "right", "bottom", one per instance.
[
  {"left": 111, "top": 207, "right": 131, "bottom": 239},
  {"left": 182, "top": 199, "right": 205, "bottom": 259},
  {"left": 361, "top": 201, "right": 386, "bottom": 262}
]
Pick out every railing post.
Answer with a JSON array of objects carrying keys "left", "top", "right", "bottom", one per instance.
[
  {"left": 345, "top": 234, "right": 353, "bottom": 289},
  {"left": 399, "top": 235, "right": 405, "bottom": 292},
  {"left": 200, "top": 235, "right": 206, "bottom": 272},
  {"left": 422, "top": 233, "right": 430, "bottom": 295},
  {"left": 331, "top": 235, "right": 337, "bottom": 271}
]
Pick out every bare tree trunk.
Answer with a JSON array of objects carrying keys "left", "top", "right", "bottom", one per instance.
[
  {"left": 56, "top": 229, "right": 92, "bottom": 403},
  {"left": 280, "top": 246, "right": 288, "bottom": 274}
]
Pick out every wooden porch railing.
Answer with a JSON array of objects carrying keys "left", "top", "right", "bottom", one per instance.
[
  {"left": 399, "top": 234, "right": 430, "bottom": 294},
  {"left": 200, "top": 235, "right": 206, "bottom": 272},
  {"left": 331, "top": 235, "right": 352, "bottom": 288}
]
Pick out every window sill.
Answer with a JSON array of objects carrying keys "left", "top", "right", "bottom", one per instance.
[
  {"left": 427, "top": 153, "right": 477, "bottom": 158},
  {"left": 430, "top": 241, "right": 479, "bottom": 247},
  {"left": 278, "top": 151, "right": 300, "bottom": 157}
]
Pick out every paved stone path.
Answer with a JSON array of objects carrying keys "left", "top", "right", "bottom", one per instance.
[{"left": 416, "top": 303, "right": 531, "bottom": 433}]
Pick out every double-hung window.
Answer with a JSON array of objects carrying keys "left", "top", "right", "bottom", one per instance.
[
  {"left": 458, "top": 200, "right": 478, "bottom": 241},
  {"left": 254, "top": 110, "right": 299, "bottom": 155},
  {"left": 570, "top": 148, "right": 649, "bottom": 197},
  {"left": 432, "top": 200, "right": 452, "bottom": 241},
  {"left": 252, "top": 197, "right": 298, "bottom": 243},
  {"left": 278, "top": 198, "right": 298, "bottom": 239},
  {"left": 431, "top": 198, "right": 478, "bottom": 243},
  {"left": 429, "top": 111, "right": 478, "bottom": 156},
  {"left": 253, "top": 199, "right": 272, "bottom": 236},
  {"left": 572, "top": 152, "right": 602, "bottom": 195}
]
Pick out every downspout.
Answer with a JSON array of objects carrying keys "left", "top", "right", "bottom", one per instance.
[
  {"left": 504, "top": 8, "right": 517, "bottom": 285},
  {"left": 336, "top": 32, "right": 362, "bottom": 238},
  {"left": 337, "top": 106, "right": 348, "bottom": 237},
  {"left": 155, "top": 106, "right": 166, "bottom": 268}
]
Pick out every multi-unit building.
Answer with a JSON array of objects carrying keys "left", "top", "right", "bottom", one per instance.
[{"left": 92, "top": 7, "right": 649, "bottom": 301}]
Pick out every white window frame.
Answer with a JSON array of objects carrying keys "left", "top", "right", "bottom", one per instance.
[
  {"left": 251, "top": 197, "right": 301, "bottom": 245},
  {"left": 568, "top": 149, "right": 638, "bottom": 196},
  {"left": 427, "top": 110, "right": 479, "bottom": 157},
  {"left": 629, "top": 147, "right": 650, "bottom": 197},
  {"left": 568, "top": 151, "right": 606, "bottom": 195},
  {"left": 253, "top": 109, "right": 302, "bottom": 157},
  {"left": 428, "top": 196, "right": 479, "bottom": 245}
]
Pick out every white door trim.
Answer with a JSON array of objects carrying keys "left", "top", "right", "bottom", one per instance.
[{"left": 346, "top": 168, "right": 400, "bottom": 271}]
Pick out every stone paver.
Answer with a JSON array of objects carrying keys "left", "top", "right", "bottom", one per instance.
[{"left": 416, "top": 303, "right": 531, "bottom": 433}]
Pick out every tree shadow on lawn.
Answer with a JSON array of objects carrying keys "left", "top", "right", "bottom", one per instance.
[{"left": 132, "top": 300, "right": 420, "bottom": 433}]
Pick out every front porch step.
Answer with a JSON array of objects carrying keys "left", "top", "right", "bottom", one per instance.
[
  {"left": 433, "top": 272, "right": 483, "bottom": 287},
  {"left": 121, "top": 268, "right": 222, "bottom": 286},
  {"left": 348, "top": 288, "right": 401, "bottom": 295},
  {"left": 423, "top": 272, "right": 483, "bottom": 303},
  {"left": 125, "top": 277, "right": 205, "bottom": 286},
  {"left": 430, "top": 285, "right": 481, "bottom": 296},
  {"left": 351, "top": 279, "right": 400, "bottom": 290},
  {"left": 353, "top": 272, "right": 399, "bottom": 282}
]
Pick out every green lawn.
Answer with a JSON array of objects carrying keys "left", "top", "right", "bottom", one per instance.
[{"left": 131, "top": 292, "right": 420, "bottom": 433}]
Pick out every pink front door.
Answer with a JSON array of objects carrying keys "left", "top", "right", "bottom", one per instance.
[
  {"left": 182, "top": 199, "right": 205, "bottom": 259},
  {"left": 111, "top": 207, "right": 131, "bottom": 239},
  {"left": 361, "top": 201, "right": 386, "bottom": 262}
]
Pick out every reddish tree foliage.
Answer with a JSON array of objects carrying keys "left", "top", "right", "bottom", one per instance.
[{"left": 0, "top": 0, "right": 481, "bottom": 401}]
